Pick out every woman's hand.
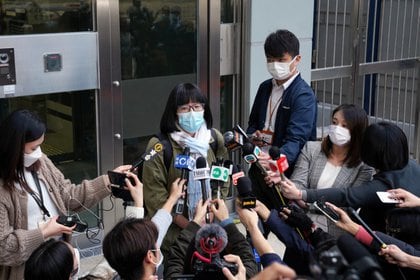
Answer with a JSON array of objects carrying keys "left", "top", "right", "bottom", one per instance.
[
  {"left": 250, "top": 262, "right": 296, "bottom": 280},
  {"left": 222, "top": 254, "right": 246, "bottom": 280},
  {"left": 280, "top": 178, "right": 302, "bottom": 200},
  {"left": 325, "top": 202, "right": 359, "bottom": 235},
  {"left": 112, "top": 164, "right": 132, "bottom": 173},
  {"left": 40, "top": 216, "right": 75, "bottom": 239},
  {"left": 379, "top": 244, "right": 410, "bottom": 267},
  {"left": 388, "top": 188, "right": 420, "bottom": 208},
  {"left": 124, "top": 172, "right": 143, "bottom": 207},
  {"left": 255, "top": 200, "right": 270, "bottom": 222},
  {"left": 236, "top": 203, "right": 259, "bottom": 230},
  {"left": 210, "top": 198, "right": 229, "bottom": 221},
  {"left": 193, "top": 199, "right": 210, "bottom": 225}
]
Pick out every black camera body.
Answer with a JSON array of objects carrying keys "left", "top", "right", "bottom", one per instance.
[
  {"left": 193, "top": 256, "right": 238, "bottom": 279},
  {"left": 57, "top": 214, "right": 88, "bottom": 232}
]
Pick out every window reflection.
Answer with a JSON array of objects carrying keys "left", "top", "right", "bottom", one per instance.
[
  {"left": 0, "top": 0, "right": 93, "bottom": 35},
  {"left": 120, "top": 0, "right": 197, "bottom": 79}
]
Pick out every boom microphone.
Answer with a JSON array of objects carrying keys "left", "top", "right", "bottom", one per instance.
[{"left": 337, "top": 234, "right": 385, "bottom": 280}]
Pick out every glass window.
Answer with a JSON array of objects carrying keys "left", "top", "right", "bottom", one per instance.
[{"left": 0, "top": 0, "right": 93, "bottom": 35}]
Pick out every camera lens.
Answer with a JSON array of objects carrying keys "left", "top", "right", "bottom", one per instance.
[{"left": 0, "top": 53, "right": 9, "bottom": 64}]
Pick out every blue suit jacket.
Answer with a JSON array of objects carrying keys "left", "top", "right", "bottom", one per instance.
[{"left": 247, "top": 75, "right": 317, "bottom": 168}]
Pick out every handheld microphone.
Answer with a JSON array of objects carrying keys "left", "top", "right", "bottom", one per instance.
[
  {"left": 242, "top": 142, "right": 267, "bottom": 176},
  {"left": 194, "top": 157, "right": 211, "bottom": 223},
  {"left": 268, "top": 146, "right": 289, "bottom": 181},
  {"left": 210, "top": 160, "right": 229, "bottom": 199},
  {"left": 231, "top": 164, "right": 245, "bottom": 186},
  {"left": 337, "top": 234, "right": 385, "bottom": 280},
  {"left": 223, "top": 130, "right": 244, "bottom": 152},
  {"left": 174, "top": 147, "right": 194, "bottom": 214},
  {"left": 233, "top": 124, "right": 249, "bottom": 140},
  {"left": 236, "top": 176, "right": 256, "bottom": 209},
  {"left": 130, "top": 142, "right": 164, "bottom": 172}
]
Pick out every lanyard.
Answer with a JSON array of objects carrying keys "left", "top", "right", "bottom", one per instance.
[
  {"left": 267, "top": 94, "right": 282, "bottom": 129},
  {"left": 23, "top": 171, "right": 51, "bottom": 218}
]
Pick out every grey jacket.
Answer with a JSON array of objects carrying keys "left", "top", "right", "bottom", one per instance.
[{"left": 291, "top": 141, "right": 374, "bottom": 190}]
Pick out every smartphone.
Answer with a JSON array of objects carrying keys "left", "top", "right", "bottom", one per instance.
[
  {"left": 108, "top": 171, "right": 136, "bottom": 187},
  {"left": 313, "top": 200, "right": 340, "bottom": 223},
  {"left": 376, "top": 191, "right": 400, "bottom": 203}
]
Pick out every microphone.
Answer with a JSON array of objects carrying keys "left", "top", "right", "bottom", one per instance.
[
  {"left": 236, "top": 176, "right": 256, "bottom": 209},
  {"left": 129, "top": 142, "right": 164, "bottom": 171},
  {"left": 242, "top": 142, "right": 267, "bottom": 176},
  {"left": 348, "top": 208, "right": 387, "bottom": 249},
  {"left": 193, "top": 157, "right": 211, "bottom": 201},
  {"left": 174, "top": 147, "right": 194, "bottom": 214},
  {"left": 195, "top": 223, "right": 228, "bottom": 257},
  {"left": 231, "top": 164, "right": 245, "bottom": 186},
  {"left": 223, "top": 130, "right": 245, "bottom": 152},
  {"left": 194, "top": 157, "right": 211, "bottom": 223},
  {"left": 337, "top": 234, "right": 385, "bottom": 280},
  {"left": 268, "top": 146, "right": 289, "bottom": 181},
  {"left": 210, "top": 160, "right": 230, "bottom": 199}
]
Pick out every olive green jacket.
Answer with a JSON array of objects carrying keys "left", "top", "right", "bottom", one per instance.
[{"left": 142, "top": 129, "right": 228, "bottom": 256}]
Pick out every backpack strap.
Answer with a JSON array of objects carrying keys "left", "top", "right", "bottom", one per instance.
[
  {"left": 209, "top": 128, "right": 219, "bottom": 156},
  {"left": 156, "top": 129, "right": 219, "bottom": 173},
  {"left": 155, "top": 133, "right": 172, "bottom": 173}
]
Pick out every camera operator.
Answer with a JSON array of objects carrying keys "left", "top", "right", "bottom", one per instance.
[{"left": 165, "top": 198, "right": 258, "bottom": 279}]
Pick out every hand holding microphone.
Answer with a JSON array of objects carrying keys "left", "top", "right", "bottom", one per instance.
[
  {"left": 268, "top": 146, "right": 289, "bottom": 181},
  {"left": 174, "top": 147, "right": 194, "bottom": 214}
]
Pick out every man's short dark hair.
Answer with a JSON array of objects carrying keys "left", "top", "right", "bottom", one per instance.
[
  {"left": 103, "top": 218, "right": 158, "bottom": 280},
  {"left": 361, "top": 122, "right": 409, "bottom": 171},
  {"left": 264, "top": 29, "right": 300, "bottom": 58}
]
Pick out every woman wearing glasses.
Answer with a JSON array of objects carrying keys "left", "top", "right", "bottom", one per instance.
[{"left": 142, "top": 83, "right": 228, "bottom": 261}]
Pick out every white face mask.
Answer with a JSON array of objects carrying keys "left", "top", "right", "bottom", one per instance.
[
  {"left": 24, "top": 146, "right": 42, "bottom": 167},
  {"left": 328, "top": 125, "right": 351, "bottom": 146},
  {"left": 266, "top": 56, "right": 297, "bottom": 80}
]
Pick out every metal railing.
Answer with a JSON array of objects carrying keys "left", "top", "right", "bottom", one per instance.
[{"left": 311, "top": 0, "right": 420, "bottom": 160}]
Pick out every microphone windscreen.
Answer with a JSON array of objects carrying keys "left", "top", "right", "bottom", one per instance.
[
  {"left": 269, "top": 146, "right": 281, "bottom": 160},
  {"left": 241, "top": 142, "right": 254, "bottom": 155},
  {"left": 236, "top": 176, "right": 253, "bottom": 197},
  {"left": 196, "top": 157, "right": 207, "bottom": 169},
  {"left": 223, "top": 131, "right": 234, "bottom": 143},
  {"left": 195, "top": 223, "right": 228, "bottom": 255},
  {"left": 337, "top": 233, "right": 383, "bottom": 278}
]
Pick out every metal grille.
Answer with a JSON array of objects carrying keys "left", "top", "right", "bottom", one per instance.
[{"left": 312, "top": 0, "right": 420, "bottom": 159}]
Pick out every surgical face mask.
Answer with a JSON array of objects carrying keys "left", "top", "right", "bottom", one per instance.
[
  {"left": 177, "top": 110, "right": 205, "bottom": 133},
  {"left": 266, "top": 56, "right": 297, "bottom": 80},
  {"left": 328, "top": 125, "right": 351, "bottom": 146},
  {"left": 24, "top": 146, "right": 42, "bottom": 167}
]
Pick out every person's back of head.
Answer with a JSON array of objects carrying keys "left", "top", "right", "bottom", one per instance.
[
  {"left": 361, "top": 122, "right": 409, "bottom": 171},
  {"left": 0, "top": 109, "right": 46, "bottom": 191},
  {"left": 103, "top": 218, "right": 158, "bottom": 280},
  {"left": 264, "top": 29, "right": 299, "bottom": 58},
  {"left": 24, "top": 239, "right": 75, "bottom": 280}
]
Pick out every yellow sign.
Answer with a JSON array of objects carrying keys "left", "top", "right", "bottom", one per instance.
[{"left": 154, "top": 143, "right": 163, "bottom": 152}]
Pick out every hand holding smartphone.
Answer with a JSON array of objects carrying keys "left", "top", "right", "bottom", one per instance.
[
  {"left": 108, "top": 171, "right": 136, "bottom": 187},
  {"left": 313, "top": 200, "right": 340, "bottom": 223}
]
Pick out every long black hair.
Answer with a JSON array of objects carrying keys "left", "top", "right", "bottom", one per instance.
[{"left": 0, "top": 109, "right": 46, "bottom": 192}]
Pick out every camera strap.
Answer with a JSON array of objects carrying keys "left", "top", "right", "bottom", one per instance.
[{"left": 23, "top": 171, "right": 51, "bottom": 218}]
